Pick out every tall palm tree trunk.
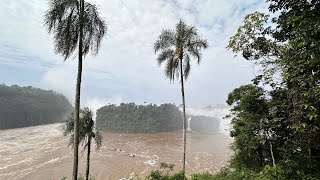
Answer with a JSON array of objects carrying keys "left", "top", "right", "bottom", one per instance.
[
  {"left": 73, "top": 1, "right": 84, "bottom": 180},
  {"left": 86, "top": 137, "right": 91, "bottom": 180},
  {"left": 269, "top": 141, "right": 275, "bottom": 166},
  {"left": 179, "top": 57, "right": 187, "bottom": 175}
]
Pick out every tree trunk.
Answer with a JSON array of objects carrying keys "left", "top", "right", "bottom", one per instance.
[
  {"left": 269, "top": 141, "right": 276, "bottom": 166},
  {"left": 308, "top": 138, "right": 311, "bottom": 165},
  {"left": 73, "top": 0, "right": 84, "bottom": 180},
  {"left": 179, "top": 57, "right": 187, "bottom": 176},
  {"left": 259, "top": 146, "right": 263, "bottom": 166},
  {"left": 86, "top": 137, "right": 91, "bottom": 180}
]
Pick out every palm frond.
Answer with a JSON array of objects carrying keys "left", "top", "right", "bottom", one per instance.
[
  {"left": 165, "top": 57, "right": 179, "bottom": 82},
  {"left": 157, "top": 49, "right": 175, "bottom": 65},
  {"left": 44, "top": 0, "right": 80, "bottom": 60},
  {"left": 176, "top": 19, "right": 188, "bottom": 36},
  {"left": 183, "top": 54, "right": 191, "bottom": 80},
  {"left": 63, "top": 110, "right": 76, "bottom": 136},
  {"left": 94, "top": 130, "right": 102, "bottom": 150},
  {"left": 82, "top": 2, "right": 107, "bottom": 56},
  {"left": 154, "top": 29, "right": 176, "bottom": 53},
  {"left": 54, "top": 11, "right": 79, "bottom": 60},
  {"left": 68, "top": 133, "right": 75, "bottom": 147},
  {"left": 44, "top": 0, "right": 107, "bottom": 60},
  {"left": 187, "top": 36, "right": 208, "bottom": 64},
  {"left": 183, "top": 26, "right": 197, "bottom": 42},
  {"left": 62, "top": 107, "right": 102, "bottom": 150},
  {"left": 155, "top": 19, "right": 208, "bottom": 82},
  {"left": 44, "top": 0, "right": 79, "bottom": 33}
]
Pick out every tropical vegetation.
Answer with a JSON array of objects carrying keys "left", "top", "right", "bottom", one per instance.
[
  {"left": 0, "top": 84, "right": 72, "bottom": 129},
  {"left": 96, "top": 103, "right": 183, "bottom": 133},
  {"left": 34, "top": 0, "right": 320, "bottom": 179},
  {"left": 154, "top": 19, "right": 208, "bottom": 174},
  {"left": 142, "top": 0, "right": 320, "bottom": 179},
  {"left": 44, "top": 0, "right": 107, "bottom": 179},
  {"left": 63, "top": 107, "right": 102, "bottom": 180},
  {"left": 96, "top": 103, "right": 220, "bottom": 134},
  {"left": 200, "top": 0, "right": 320, "bottom": 179}
]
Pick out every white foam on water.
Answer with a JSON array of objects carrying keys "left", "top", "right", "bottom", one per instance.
[
  {"left": 119, "top": 172, "right": 135, "bottom": 180},
  {"left": 143, "top": 155, "right": 159, "bottom": 166},
  {"left": 0, "top": 123, "right": 67, "bottom": 179}
]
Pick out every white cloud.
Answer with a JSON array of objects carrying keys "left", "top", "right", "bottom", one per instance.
[
  {"left": 39, "top": 63, "right": 126, "bottom": 119},
  {"left": 82, "top": 95, "right": 125, "bottom": 119},
  {"left": 40, "top": 64, "right": 76, "bottom": 102},
  {"left": 0, "top": 0, "right": 269, "bottom": 107}
]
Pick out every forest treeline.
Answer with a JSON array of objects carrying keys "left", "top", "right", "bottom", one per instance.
[
  {"left": 96, "top": 103, "right": 220, "bottom": 133},
  {"left": 0, "top": 84, "right": 72, "bottom": 129},
  {"left": 220, "top": 0, "right": 320, "bottom": 178},
  {"left": 96, "top": 103, "right": 183, "bottom": 133}
]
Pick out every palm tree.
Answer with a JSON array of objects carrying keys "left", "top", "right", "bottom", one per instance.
[
  {"left": 44, "top": 0, "right": 107, "bottom": 179},
  {"left": 154, "top": 19, "right": 208, "bottom": 174},
  {"left": 64, "top": 107, "right": 102, "bottom": 180}
]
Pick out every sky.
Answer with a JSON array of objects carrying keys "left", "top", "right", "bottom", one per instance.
[{"left": 0, "top": 0, "right": 269, "bottom": 110}]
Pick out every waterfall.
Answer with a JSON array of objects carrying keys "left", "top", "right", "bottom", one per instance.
[{"left": 187, "top": 117, "right": 192, "bottom": 132}]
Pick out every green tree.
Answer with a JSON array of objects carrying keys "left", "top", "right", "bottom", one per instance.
[
  {"left": 0, "top": 84, "right": 72, "bottom": 129},
  {"left": 154, "top": 19, "right": 208, "bottom": 174},
  {"left": 44, "top": 0, "right": 107, "bottom": 179},
  {"left": 226, "top": 85, "right": 271, "bottom": 168},
  {"left": 96, "top": 103, "right": 183, "bottom": 133},
  {"left": 64, "top": 107, "right": 102, "bottom": 180},
  {"left": 224, "top": 0, "right": 320, "bottom": 178}
]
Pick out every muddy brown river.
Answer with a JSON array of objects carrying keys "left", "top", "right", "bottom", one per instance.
[{"left": 0, "top": 123, "right": 233, "bottom": 180}]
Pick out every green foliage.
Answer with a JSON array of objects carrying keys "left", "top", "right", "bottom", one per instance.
[
  {"left": 227, "top": 11, "right": 283, "bottom": 87},
  {"left": 44, "top": 0, "right": 107, "bottom": 60},
  {"left": 44, "top": 0, "right": 108, "bottom": 178},
  {"left": 191, "top": 172, "right": 217, "bottom": 180},
  {"left": 63, "top": 109, "right": 101, "bottom": 180},
  {"left": 154, "top": 19, "right": 208, "bottom": 81},
  {"left": 223, "top": 0, "right": 320, "bottom": 179},
  {"left": 0, "top": 84, "right": 72, "bottom": 129},
  {"left": 96, "top": 103, "right": 183, "bottom": 133},
  {"left": 154, "top": 19, "right": 209, "bottom": 174},
  {"left": 226, "top": 85, "right": 272, "bottom": 168},
  {"left": 146, "top": 163, "right": 185, "bottom": 180},
  {"left": 63, "top": 107, "right": 102, "bottom": 150}
]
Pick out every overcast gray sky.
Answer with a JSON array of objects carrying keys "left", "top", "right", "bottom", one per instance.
[{"left": 0, "top": 0, "right": 269, "bottom": 110}]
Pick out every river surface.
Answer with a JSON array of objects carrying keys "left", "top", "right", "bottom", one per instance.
[{"left": 0, "top": 123, "right": 233, "bottom": 180}]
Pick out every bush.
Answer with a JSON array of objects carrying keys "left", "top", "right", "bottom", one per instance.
[{"left": 146, "top": 163, "right": 185, "bottom": 180}]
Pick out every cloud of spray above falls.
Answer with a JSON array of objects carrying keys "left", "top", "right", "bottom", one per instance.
[{"left": 185, "top": 105, "right": 232, "bottom": 135}]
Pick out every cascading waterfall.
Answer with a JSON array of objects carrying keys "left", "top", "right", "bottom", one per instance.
[
  {"left": 187, "top": 117, "right": 192, "bottom": 132},
  {"left": 185, "top": 105, "right": 231, "bottom": 134}
]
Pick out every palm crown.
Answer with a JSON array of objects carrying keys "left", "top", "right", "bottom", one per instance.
[
  {"left": 154, "top": 19, "right": 208, "bottom": 81},
  {"left": 63, "top": 107, "right": 102, "bottom": 150},
  {"left": 44, "top": 0, "right": 107, "bottom": 60}
]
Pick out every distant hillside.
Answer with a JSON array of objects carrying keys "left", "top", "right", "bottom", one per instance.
[
  {"left": 96, "top": 103, "right": 183, "bottom": 133},
  {"left": 0, "top": 84, "right": 73, "bottom": 129}
]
